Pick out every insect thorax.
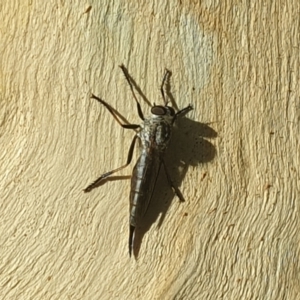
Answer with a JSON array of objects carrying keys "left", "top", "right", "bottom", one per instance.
[{"left": 139, "top": 116, "right": 173, "bottom": 152}]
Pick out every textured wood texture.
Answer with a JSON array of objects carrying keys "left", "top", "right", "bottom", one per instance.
[{"left": 1, "top": 1, "right": 299, "bottom": 299}]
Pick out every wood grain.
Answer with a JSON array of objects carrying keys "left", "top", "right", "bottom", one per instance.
[{"left": 1, "top": 1, "right": 299, "bottom": 299}]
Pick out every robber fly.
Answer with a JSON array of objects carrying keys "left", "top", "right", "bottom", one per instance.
[{"left": 84, "top": 65, "right": 192, "bottom": 257}]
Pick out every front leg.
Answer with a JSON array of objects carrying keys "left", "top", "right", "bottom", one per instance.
[{"left": 91, "top": 94, "right": 140, "bottom": 130}]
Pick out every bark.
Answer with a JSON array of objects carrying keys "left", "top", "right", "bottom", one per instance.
[{"left": 1, "top": 1, "right": 299, "bottom": 299}]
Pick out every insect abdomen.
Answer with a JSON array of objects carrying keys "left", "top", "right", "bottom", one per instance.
[{"left": 129, "top": 151, "right": 160, "bottom": 227}]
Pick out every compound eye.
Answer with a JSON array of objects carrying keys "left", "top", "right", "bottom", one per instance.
[{"left": 151, "top": 106, "right": 166, "bottom": 115}]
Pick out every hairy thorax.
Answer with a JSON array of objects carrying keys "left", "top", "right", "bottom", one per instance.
[{"left": 138, "top": 115, "right": 173, "bottom": 153}]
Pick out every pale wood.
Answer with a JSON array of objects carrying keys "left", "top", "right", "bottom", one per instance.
[{"left": 1, "top": 1, "right": 299, "bottom": 299}]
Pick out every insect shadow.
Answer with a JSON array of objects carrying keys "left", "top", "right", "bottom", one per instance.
[
  {"left": 85, "top": 66, "right": 217, "bottom": 258},
  {"left": 138, "top": 123, "right": 215, "bottom": 244}
]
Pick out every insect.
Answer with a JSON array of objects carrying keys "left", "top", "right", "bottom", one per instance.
[{"left": 84, "top": 65, "right": 193, "bottom": 257}]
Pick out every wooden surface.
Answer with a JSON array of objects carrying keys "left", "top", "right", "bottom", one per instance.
[{"left": 1, "top": 1, "right": 299, "bottom": 299}]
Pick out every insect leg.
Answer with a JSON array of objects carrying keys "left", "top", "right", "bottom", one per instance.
[
  {"left": 119, "top": 64, "right": 145, "bottom": 120},
  {"left": 172, "top": 104, "right": 193, "bottom": 124},
  {"left": 160, "top": 69, "right": 171, "bottom": 106},
  {"left": 84, "top": 135, "right": 139, "bottom": 192},
  {"left": 91, "top": 94, "right": 140, "bottom": 130},
  {"left": 161, "top": 159, "right": 185, "bottom": 202}
]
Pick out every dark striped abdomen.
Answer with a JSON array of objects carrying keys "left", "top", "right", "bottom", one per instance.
[{"left": 129, "top": 149, "right": 161, "bottom": 227}]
